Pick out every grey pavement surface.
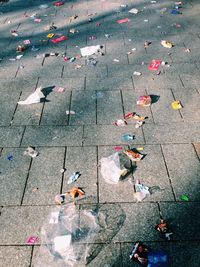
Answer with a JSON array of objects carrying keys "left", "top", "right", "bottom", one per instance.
[{"left": 0, "top": 0, "right": 200, "bottom": 266}]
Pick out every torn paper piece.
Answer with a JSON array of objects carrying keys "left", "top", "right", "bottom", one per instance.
[
  {"left": 24, "top": 146, "right": 39, "bottom": 158},
  {"left": 80, "top": 45, "right": 103, "bottom": 57},
  {"left": 18, "top": 87, "right": 45, "bottom": 105}
]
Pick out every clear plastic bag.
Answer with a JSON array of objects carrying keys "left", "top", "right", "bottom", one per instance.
[
  {"left": 33, "top": 204, "right": 99, "bottom": 267},
  {"left": 100, "top": 152, "right": 132, "bottom": 184}
]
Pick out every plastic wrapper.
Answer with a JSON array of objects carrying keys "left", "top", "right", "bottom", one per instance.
[
  {"left": 148, "top": 251, "right": 169, "bottom": 267},
  {"left": 155, "top": 219, "right": 173, "bottom": 240},
  {"left": 100, "top": 152, "right": 133, "bottom": 184},
  {"left": 124, "top": 148, "right": 145, "bottom": 162},
  {"left": 137, "top": 96, "right": 152, "bottom": 107},
  {"left": 33, "top": 204, "right": 99, "bottom": 267},
  {"left": 129, "top": 242, "right": 149, "bottom": 266}
]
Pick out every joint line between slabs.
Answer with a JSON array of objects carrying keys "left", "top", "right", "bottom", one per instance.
[
  {"left": 96, "top": 146, "right": 100, "bottom": 203},
  {"left": 38, "top": 101, "right": 45, "bottom": 126},
  {"left": 145, "top": 88, "right": 155, "bottom": 124},
  {"left": 9, "top": 91, "right": 22, "bottom": 126},
  {"left": 160, "top": 144, "right": 177, "bottom": 202},
  {"left": 20, "top": 158, "right": 33, "bottom": 205},
  {"left": 19, "top": 126, "right": 26, "bottom": 147},
  {"left": 178, "top": 74, "right": 185, "bottom": 88},
  {"left": 120, "top": 90, "right": 125, "bottom": 117},
  {"left": 84, "top": 76, "right": 86, "bottom": 90},
  {"left": 67, "top": 91, "right": 73, "bottom": 126},
  {"left": 192, "top": 143, "right": 200, "bottom": 162},
  {"left": 60, "top": 146, "right": 67, "bottom": 194},
  {"left": 29, "top": 246, "right": 34, "bottom": 267},
  {"left": 95, "top": 90, "right": 98, "bottom": 125}
]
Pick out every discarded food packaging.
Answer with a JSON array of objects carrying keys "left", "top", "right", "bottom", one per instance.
[
  {"left": 55, "top": 187, "right": 85, "bottom": 204},
  {"left": 137, "top": 95, "right": 152, "bottom": 107},
  {"left": 115, "top": 119, "right": 127, "bottom": 126},
  {"left": 51, "top": 35, "right": 68, "bottom": 43},
  {"left": 124, "top": 148, "right": 145, "bottom": 162},
  {"left": 148, "top": 59, "right": 162, "bottom": 71},
  {"left": 161, "top": 40, "right": 173, "bottom": 48},
  {"left": 171, "top": 100, "right": 182, "bottom": 110},
  {"left": 117, "top": 18, "right": 130, "bottom": 24}
]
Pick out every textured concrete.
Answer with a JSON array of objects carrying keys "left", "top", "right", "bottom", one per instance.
[{"left": 0, "top": 0, "right": 200, "bottom": 266}]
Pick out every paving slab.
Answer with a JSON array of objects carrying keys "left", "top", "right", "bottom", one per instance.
[
  {"left": 0, "top": 126, "right": 24, "bottom": 147},
  {"left": 162, "top": 143, "right": 200, "bottom": 201},
  {"left": 193, "top": 143, "right": 200, "bottom": 160},
  {"left": 12, "top": 91, "right": 43, "bottom": 126},
  {"left": 159, "top": 202, "right": 200, "bottom": 240},
  {"left": 21, "top": 125, "right": 83, "bottom": 147},
  {"left": 38, "top": 77, "right": 85, "bottom": 91},
  {"left": 84, "top": 125, "right": 144, "bottom": 146},
  {"left": 179, "top": 74, "right": 200, "bottom": 88},
  {"left": 0, "top": 78, "right": 38, "bottom": 93},
  {"left": 0, "top": 0, "right": 200, "bottom": 266},
  {"left": 63, "top": 64, "right": 108, "bottom": 78},
  {"left": 40, "top": 89, "right": 71, "bottom": 126},
  {"left": 0, "top": 246, "right": 32, "bottom": 267},
  {"left": 86, "top": 243, "right": 122, "bottom": 267},
  {"left": 97, "top": 90, "right": 123, "bottom": 124},
  {"left": 143, "top": 122, "right": 200, "bottom": 144},
  {"left": 31, "top": 243, "right": 122, "bottom": 267},
  {"left": 169, "top": 241, "right": 200, "bottom": 267},
  {"left": 146, "top": 88, "right": 182, "bottom": 123},
  {"left": 122, "top": 89, "right": 154, "bottom": 124},
  {"left": 172, "top": 88, "right": 200, "bottom": 122},
  {"left": 0, "top": 147, "right": 31, "bottom": 205},
  {"left": 0, "top": 205, "right": 51, "bottom": 245},
  {"left": 0, "top": 90, "right": 20, "bottom": 126},
  {"left": 22, "top": 147, "right": 65, "bottom": 205},
  {"left": 62, "top": 146, "right": 98, "bottom": 204},
  {"left": 112, "top": 203, "right": 160, "bottom": 242},
  {"left": 134, "top": 144, "right": 175, "bottom": 201},
  {"left": 86, "top": 76, "right": 134, "bottom": 91},
  {"left": 108, "top": 64, "right": 148, "bottom": 78},
  {"left": 69, "top": 90, "right": 96, "bottom": 125},
  {"left": 0, "top": 61, "right": 18, "bottom": 78},
  {"left": 133, "top": 73, "right": 183, "bottom": 91}
]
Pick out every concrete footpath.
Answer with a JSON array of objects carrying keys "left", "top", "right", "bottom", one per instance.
[{"left": 0, "top": 0, "right": 200, "bottom": 266}]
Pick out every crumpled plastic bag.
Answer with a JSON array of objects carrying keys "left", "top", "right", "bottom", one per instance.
[
  {"left": 18, "top": 87, "right": 44, "bottom": 105},
  {"left": 100, "top": 152, "right": 132, "bottom": 184},
  {"left": 33, "top": 204, "right": 99, "bottom": 267},
  {"left": 134, "top": 180, "right": 150, "bottom": 202}
]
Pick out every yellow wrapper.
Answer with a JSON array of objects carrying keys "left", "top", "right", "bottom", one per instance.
[
  {"left": 47, "top": 33, "right": 55, "bottom": 38},
  {"left": 171, "top": 100, "right": 182, "bottom": 110}
]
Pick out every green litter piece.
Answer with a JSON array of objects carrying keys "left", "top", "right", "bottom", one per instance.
[{"left": 180, "top": 195, "right": 189, "bottom": 201}]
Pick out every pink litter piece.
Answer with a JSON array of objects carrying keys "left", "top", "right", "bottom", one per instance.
[
  {"left": 54, "top": 1, "right": 64, "bottom": 6},
  {"left": 34, "top": 18, "right": 42, "bottom": 23},
  {"left": 114, "top": 146, "right": 123, "bottom": 151},
  {"left": 23, "top": 39, "right": 31, "bottom": 45},
  {"left": 51, "top": 35, "right": 68, "bottom": 43},
  {"left": 148, "top": 59, "right": 162, "bottom": 71},
  {"left": 26, "top": 236, "right": 39, "bottom": 245},
  {"left": 117, "top": 18, "right": 130, "bottom": 24},
  {"left": 53, "top": 86, "right": 65, "bottom": 93}
]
